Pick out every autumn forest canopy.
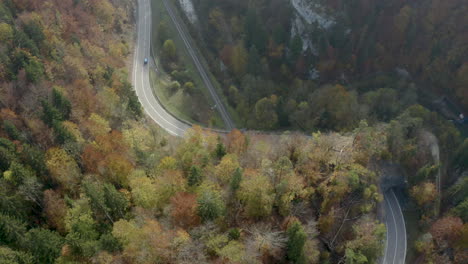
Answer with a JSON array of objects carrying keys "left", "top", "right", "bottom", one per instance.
[
  {"left": 0, "top": 0, "right": 467, "bottom": 264},
  {"left": 158, "top": 0, "right": 467, "bottom": 131}
]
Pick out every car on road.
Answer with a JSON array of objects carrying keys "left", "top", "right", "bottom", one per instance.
[{"left": 144, "top": 58, "right": 148, "bottom": 65}]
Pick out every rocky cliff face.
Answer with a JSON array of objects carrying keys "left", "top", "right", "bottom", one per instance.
[
  {"left": 291, "top": 0, "right": 335, "bottom": 29},
  {"left": 290, "top": 0, "right": 339, "bottom": 79},
  {"left": 178, "top": 0, "right": 198, "bottom": 24}
]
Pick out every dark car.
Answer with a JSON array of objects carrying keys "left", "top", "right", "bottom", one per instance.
[{"left": 144, "top": 58, "right": 148, "bottom": 65}]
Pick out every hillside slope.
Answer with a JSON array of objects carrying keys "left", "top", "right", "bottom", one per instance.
[{"left": 178, "top": 0, "right": 467, "bottom": 130}]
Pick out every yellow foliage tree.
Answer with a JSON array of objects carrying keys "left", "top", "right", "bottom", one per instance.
[
  {"left": 238, "top": 170, "right": 274, "bottom": 219},
  {"left": 0, "top": 22, "right": 13, "bottom": 42},
  {"left": 215, "top": 154, "right": 239, "bottom": 184},
  {"left": 46, "top": 147, "right": 81, "bottom": 193},
  {"left": 62, "top": 121, "right": 85, "bottom": 144},
  {"left": 129, "top": 176, "right": 158, "bottom": 210},
  {"left": 231, "top": 43, "right": 248, "bottom": 79},
  {"left": 86, "top": 113, "right": 111, "bottom": 138},
  {"left": 112, "top": 219, "right": 172, "bottom": 263},
  {"left": 411, "top": 182, "right": 437, "bottom": 207}
]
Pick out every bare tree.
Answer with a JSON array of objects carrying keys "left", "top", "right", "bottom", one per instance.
[{"left": 245, "top": 224, "right": 287, "bottom": 262}]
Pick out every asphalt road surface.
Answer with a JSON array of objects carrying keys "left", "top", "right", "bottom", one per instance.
[
  {"left": 161, "top": 0, "right": 235, "bottom": 130},
  {"left": 133, "top": 0, "right": 190, "bottom": 137},
  {"left": 382, "top": 189, "right": 407, "bottom": 264},
  {"left": 132, "top": 1, "right": 406, "bottom": 262}
]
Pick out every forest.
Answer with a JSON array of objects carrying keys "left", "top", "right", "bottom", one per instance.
[
  {"left": 0, "top": 0, "right": 466, "bottom": 263},
  {"left": 168, "top": 0, "right": 468, "bottom": 131}
]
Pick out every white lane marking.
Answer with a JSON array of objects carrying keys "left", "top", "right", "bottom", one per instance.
[
  {"left": 385, "top": 191, "right": 397, "bottom": 264},
  {"left": 383, "top": 193, "right": 389, "bottom": 264},
  {"left": 135, "top": 0, "right": 180, "bottom": 136},
  {"left": 133, "top": 0, "right": 187, "bottom": 136},
  {"left": 141, "top": 0, "right": 186, "bottom": 135},
  {"left": 391, "top": 189, "right": 407, "bottom": 264}
]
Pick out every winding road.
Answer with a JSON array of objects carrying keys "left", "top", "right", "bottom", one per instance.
[
  {"left": 133, "top": 0, "right": 190, "bottom": 136},
  {"left": 132, "top": 0, "right": 406, "bottom": 263}
]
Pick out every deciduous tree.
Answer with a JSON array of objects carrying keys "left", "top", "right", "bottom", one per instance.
[
  {"left": 112, "top": 219, "right": 172, "bottom": 263},
  {"left": 238, "top": 170, "right": 274, "bottom": 219},
  {"left": 411, "top": 182, "right": 437, "bottom": 207},
  {"left": 163, "top": 39, "right": 177, "bottom": 61},
  {"left": 45, "top": 147, "right": 80, "bottom": 192},
  {"left": 43, "top": 189, "right": 67, "bottom": 234},
  {"left": 170, "top": 192, "right": 201, "bottom": 229}
]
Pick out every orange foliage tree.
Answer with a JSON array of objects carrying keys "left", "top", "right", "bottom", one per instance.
[{"left": 170, "top": 192, "right": 201, "bottom": 229}]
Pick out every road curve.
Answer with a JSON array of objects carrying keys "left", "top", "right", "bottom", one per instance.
[
  {"left": 132, "top": 0, "right": 406, "bottom": 262},
  {"left": 382, "top": 189, "right": 407, "bottom": 264},
  {"left": 133, "top": 0, "right": 190, "bottom": 137}
]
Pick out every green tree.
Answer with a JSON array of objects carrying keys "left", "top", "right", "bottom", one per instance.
[
  {"left": 52, "top": 121, "right": 76, "bottom": 145},
  {"left": 83, "top": 180, "right": 128, "bottom": 223},
  {"left": 0, "top": 247, "right": 34, "bottom": 264},
  {"left": 0, "top": 145, "right": 16, "bottom": 172},
  {"left": 163, "top": 39, "right": 177, "bottom": 61},
  {"left": 20, "top": 144, "right": 47, "bottom": 176},
  {"left": 23, "top": 21, "right": 45, "bottom": 46},
  {"left": 362, "top": 88, "right": 399, "bottom": 121},
  {"left": 254, "top": 96, "right": 278, "bottom": 129},
  {"left": 24, "top": 56, "right": 43, "bottom": 84},
  {"left": 102, "top": 184, "right": 128, "bottom": 221},
  {"left": 65, "top": 198, "right": 100, "bottom": 257},
  {"left": 230, "top": 168, "right": 242, "bottom": 192},
  {"left": 231, "top": 43, "right": 248, "bottom": 78},
  {"left": 183, "top": 81, "right": 195, "bottom": 95},
  {"left": 238, "top": 172, "right": 274, "bottom": 219},
  {"left": 121, "top": 81, "right": 142, "bottom": 118},
  {"left": 98, "top": 232, "right": 122, "bottom": 253},
  {"left": 452, "top": 198, "right": 468, "bottom": 222},
  {"left": 290, "top": 35, "right": 303, "bottom": 62},
  {"left": 344, "top": 216, "right": 386, "bottom": 264},
  {"left": 0, "top": 22, "right": 13, "bottom": 42},
  {"left": 245, "top": 9, "right": 267, "bottom": 54},
  {"left": 52, "top": 88, "right": 72, "bottom": 120},
  {"left": 345, "top": 248, "right": 368, "bottom": 264},
  {"left": 213, "top": 138, "right": 227, "bottom": 159},
  {"left": 0, "top": 181, "right": 31, "bottom": 219},
  {"left": 4, "top": 161, "right": 35, "bottom": 186},
  {"left": 41, "top": 100, "right": 62, "bottom": 127},
  {"left": 287, "top": 220, "right": 307, "bottom": 264},
  {"left": 17, "top": 176, "right": 43, "bottom": 209},
  {"left": 0, "top": 213, "right": 27, "bottom": 246},
  {"left": 23, "top": 228, "right": 63, "bottom": 264},
  {"left": 247, "top": 45, "right": 261, "bottom": 76},
  {"left": 13, "top": 32, "right": 39, "bottom": 56},
  {"left": 309, "top": 84, "right": 359, "bottom": 131},
  {"left": 157, "top": 21, "right": 169, "bottom": 45},
  {"left": 3, "top": 120, "right": 21, "bottom": 141},
  {"left": 453, "top": 139, "right": 468, "bottom": 171},
  {"left": 197, "top": 185, "right": 225, "bottom": 221},
  {"left": 188, "top": 165, "right": 203, "bottom": 187}
]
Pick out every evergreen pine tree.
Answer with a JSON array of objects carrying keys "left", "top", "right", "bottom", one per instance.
[
  {"left": 188, "top": 165, "right": 203, "bottom": 187},
  {"left": 230, "top": 168, "right": 242, "bottom": 192},
  {"left": 287, "top": 220, "right": 307, "bottom": 264}
]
